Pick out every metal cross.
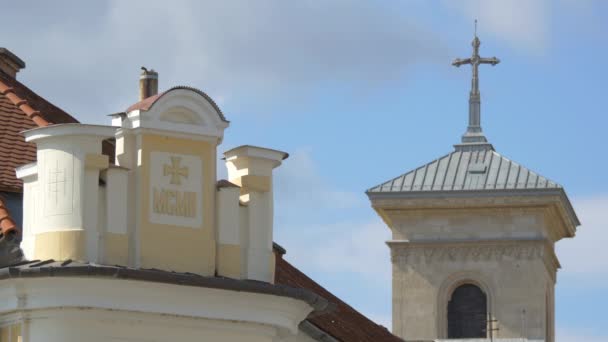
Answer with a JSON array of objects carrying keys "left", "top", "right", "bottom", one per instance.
[
  {"left": 452, "top": 20, "right": 500, "bottom": 144},
  {"left": 163, "top": 156, "right": 189, "bottom": 185}
]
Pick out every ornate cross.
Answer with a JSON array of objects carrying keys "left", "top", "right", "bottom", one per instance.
[
  {"left": 452, "top": 21, "right": 500, "bottom": 144},
  {"left": 163, "top": 156, "right": 189, "bottom": 185}
]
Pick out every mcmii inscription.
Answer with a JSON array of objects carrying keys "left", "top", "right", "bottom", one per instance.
[{"left": 149, "top": 152, "right": 203, "bottom": 227}]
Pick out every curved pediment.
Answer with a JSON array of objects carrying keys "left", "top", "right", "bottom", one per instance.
[
  {"left": 159, "top": 106, "right": 204, "bottom": 125},
  {"left": 121, "top": 86, "right": 229, "bottom": 142}
]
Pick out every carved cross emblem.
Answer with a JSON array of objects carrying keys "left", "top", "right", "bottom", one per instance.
[
  {"left": 48, "top": 160, "right": 66, "bottom": 203},
  {"left": 163, "top": 156, "right": 189, "bottom": 185}
]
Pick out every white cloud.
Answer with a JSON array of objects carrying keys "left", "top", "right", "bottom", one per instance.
[
  {"left": 557, "top": 328, "right": 607, "bottom": 342},
  {"left": 275, "top": 148, "right": 364, "bottom": 211},
  {"left": 273, "top": 148, "right": 390, "bottom": 283},
  {"left": 443, "top": 0, "right": 550, "bottom": 53},
  {"left": 556, "top": 196, "right": 608, "bottom": 280},
  {"left": 4, "top": 0, "right": 448, "bottom": 123},
  {"left": 280, "top": 220, "right": 391, "bottom": 284}
]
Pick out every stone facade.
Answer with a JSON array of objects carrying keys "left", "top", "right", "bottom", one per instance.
[{"left": 368, "top": 193, "right": 577, "bottom": 342}]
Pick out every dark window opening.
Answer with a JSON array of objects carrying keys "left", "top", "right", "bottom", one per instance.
[{"left": 448, "top": 284, "right": 487, "bottom": 338}]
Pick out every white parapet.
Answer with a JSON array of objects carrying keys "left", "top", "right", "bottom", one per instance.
[
  {"left": 15, "top": 162, "right": 38, "bottom": 260},
  {"left": 100, "top": 165, "right": 130, "bottom": 265},
  {"left": 224, "top": 145, "right": 288, "bottom": 283},
  {"left": 20, "top": 124, "right": 116, "bottom": 263},
  {"left": 216, "top": 181, "right": 242, "bottom": 278}
]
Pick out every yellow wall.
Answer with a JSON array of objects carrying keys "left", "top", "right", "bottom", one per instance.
[
  {"left": 139, "top": 134, "right": 216, "bottom": 275},
  {"left": 104, "top": 232, "right": 129, "bottom": 266},
  {"left": 34, "top": 230, "right": 85, "bottom": 261},
  {"left": 217, "top": 243, "right": 241, "bottom": 279},
  {"left": 0, "top": 323, "right": 21, "bottom": 342}
]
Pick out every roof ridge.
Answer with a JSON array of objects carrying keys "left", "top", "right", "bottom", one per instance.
[
  {"left": 0, "top": 70, "right": 87, "bottom": 192},
  {"left": 125, "top": 85, "right": 229, "bottom": 122},
  {"left": 367, "top": 148, "right": 564, "bottom": 194},
  {"left": 0, "top": 78, "right": 50, "bottom": 127},
  {"left": 0, "top": 70, "right": 79, "bottom": 126}
]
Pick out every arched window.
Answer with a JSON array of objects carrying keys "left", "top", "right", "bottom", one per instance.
[{"left": 448, "top": 284, "right": 487, "bottom": 338}]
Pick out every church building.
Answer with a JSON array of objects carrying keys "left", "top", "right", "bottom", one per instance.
[{"left": 367, "top": 33, "right": 579, "bottom": 342}]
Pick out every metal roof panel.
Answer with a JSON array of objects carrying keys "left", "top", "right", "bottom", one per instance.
[{"left": 368, "top": 146, "right": 563, "bottom": 194}]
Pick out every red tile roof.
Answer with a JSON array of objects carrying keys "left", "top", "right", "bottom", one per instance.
[
  {"left": 125, "top": 86, "right": 229, "bottom": 122},
  {"left": 275, "top": 253, "right": 402, "bottom": 342},
  {"left": 0, "top": 70, "right": 78, "bottom": 192},
  {"left": 0, "top": 196, "right": 17, "bottom": 238}
]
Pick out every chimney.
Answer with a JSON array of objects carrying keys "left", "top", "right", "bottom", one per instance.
[
  {"left": 0, "top": 48, "right": 25, "bottom": 78},
  {"left": 139, "top": 67, "right": 158, "bottom": 100}
]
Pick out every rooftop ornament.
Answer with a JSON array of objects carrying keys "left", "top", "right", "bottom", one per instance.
[{"left": 452, "top": 20, "right": 500, "bottom": 145}]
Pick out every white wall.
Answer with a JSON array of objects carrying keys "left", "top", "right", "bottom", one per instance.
[{"left": 0, "top": 277, "right": 315, "bottom": 342}]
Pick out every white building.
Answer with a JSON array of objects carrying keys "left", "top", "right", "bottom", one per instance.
[{"left": 0, "top": 57, "right": 400, "bottom": 342}]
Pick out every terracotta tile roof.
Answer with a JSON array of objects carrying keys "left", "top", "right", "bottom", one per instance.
[
  {"left": 126, "top": 92, "right": 162, "bottom": 112},
  {"left": 125, "top": 86, "right": 229, "bottom": 122},
  {"left": 0, "top": 196, "right": 17, "bottom": 238},
  {"left": 0, "top": 70, "right": 78, "bottom": 192},
  {"left": 275, "top": 254, "right": 402, "bottom": 342},
  {"left": 0, "top": 195, "right": 23, "bottom": 267}
]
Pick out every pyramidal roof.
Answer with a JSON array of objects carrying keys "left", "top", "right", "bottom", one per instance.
[
  {"left": 368, "top": 33, "right": 563, "bottom": 196},
  {"left": 367, "top": 144, "right": 561, "bottom": 194}
]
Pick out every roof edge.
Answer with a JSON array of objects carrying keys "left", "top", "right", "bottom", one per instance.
[
  {"left": 0, "top": 48, "right": 26, "bottom": 68},
  {"left": 368, "top": 187, "right": 580, "bottom": 231},
  {"left": 0, "top": 70, "right": 79, "bottom": 126},
  {"left": 125, "top": 86, "right": 229, "bottom": 123},
  {"left": 0, "top": 262, "right": 331, "bottom": 313},
  {"left": 299, "top": 320, "right": 339, "bottom": 342}
]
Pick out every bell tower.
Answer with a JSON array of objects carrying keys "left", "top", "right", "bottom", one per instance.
[{"left": 367, "top": 32, "right": 579, "bottom": 342}]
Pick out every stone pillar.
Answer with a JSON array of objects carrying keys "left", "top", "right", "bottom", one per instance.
[
  {"left": 101, "top": 166, "right": 129, "bottom": 265},
  {"left": 216, "top": 180, "right": 242, "bottom": 278},
  {"left": 224, "top": 145, "right": 288, "bottom": 283}
]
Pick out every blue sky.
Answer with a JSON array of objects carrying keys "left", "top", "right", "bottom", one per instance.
[{"left": 3, "top": 1, "right": 607, "bottom": 340}]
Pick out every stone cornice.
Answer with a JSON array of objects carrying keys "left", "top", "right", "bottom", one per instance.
[
  {"left": 388, "top": 239, "right": 559, "bottom": 282},
  {"left": 372, "top": 193, "right": 577, "bottom": 241}
]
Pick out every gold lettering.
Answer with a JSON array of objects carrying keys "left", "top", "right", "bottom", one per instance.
[
  {"left": 153, "top": 188, "right": 167, "bottom": 213},
  {"left": 153, "top": 187, "right": 197, "bottom": 218}
]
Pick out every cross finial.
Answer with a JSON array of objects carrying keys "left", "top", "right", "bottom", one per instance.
[
  {"left": 474, "top": 19, "right": 478, "bottom": 38},
  {"left": 452, "top": 24, "right": 500, "bottom": 145}
]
